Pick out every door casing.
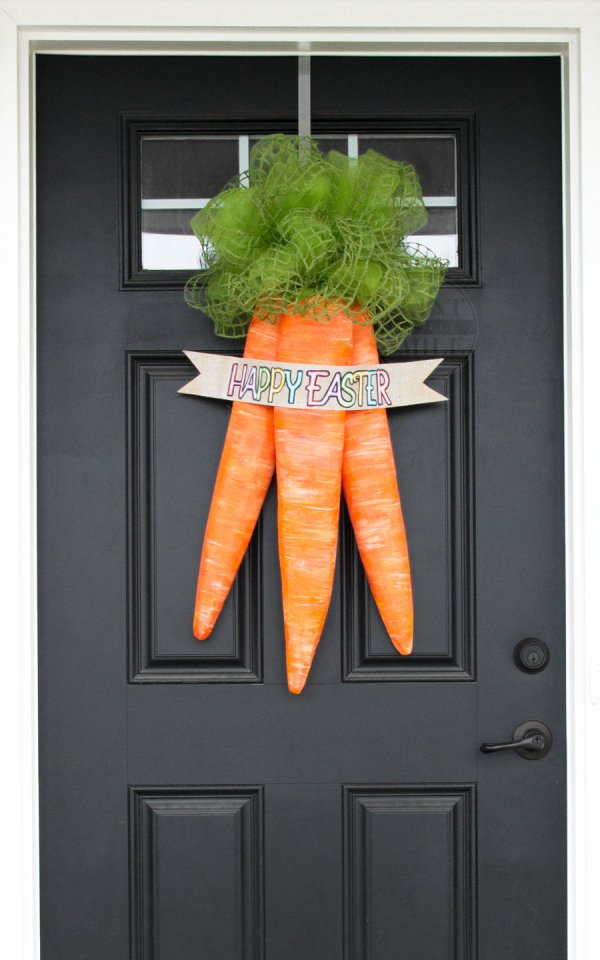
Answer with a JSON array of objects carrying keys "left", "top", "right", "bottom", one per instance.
[{"left": 2, "top": 3, "right": 599, "bottom": 958}]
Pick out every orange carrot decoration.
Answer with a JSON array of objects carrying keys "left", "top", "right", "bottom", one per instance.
[
  {"left": 193, "top": 316, "right": 279, "bottom": 639},
  {"left": 343, "top": 322, "right": 413, "bottom": 654},
  {"left": 275, "top": 307, "right": 353, "bottom": 693},
  {"left": 185, "top": 134, "right": 448, "bottom": 692}
]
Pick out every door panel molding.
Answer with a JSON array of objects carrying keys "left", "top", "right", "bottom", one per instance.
[
  {"left": 343, "top": 784, "right": 476, "bottom": 960},
  {"left": 129, "top": 786, "right": 265, "bottom": 960},
  {"left": 342, "top": 351, "right": 475, "bottom": 682},
  {"left": 127, "top": 352, "right": 263, "bottom": 682}
]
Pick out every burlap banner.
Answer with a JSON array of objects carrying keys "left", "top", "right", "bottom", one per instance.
[{"left": 179, "top": 351, "right": 446, "bottom": 411}]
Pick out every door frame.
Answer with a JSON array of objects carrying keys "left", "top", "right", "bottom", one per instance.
[{"left": 1, "top": 2, "right": 599, "bottom": 957}]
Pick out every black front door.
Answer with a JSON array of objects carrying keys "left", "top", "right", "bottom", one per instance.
[{"left": 37, "top": 54, "right": 565, "bottom": 959}]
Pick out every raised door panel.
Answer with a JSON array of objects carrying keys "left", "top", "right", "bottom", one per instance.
[
  {"left": 130, "top": 787, "right": 264, "bottom": 960},
  {"left": 343, "top": 353, "right": 474, "bottom": 681},
  {"left": 344, "top": 785, "right": 476, "bottom": 960},
  {"left": 128, "top": 354, "right": 263, "bottom": 681}
]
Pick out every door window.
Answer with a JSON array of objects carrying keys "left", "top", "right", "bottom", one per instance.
[{"left": 130, "top": 126, "right": 471, "bottom": 281}]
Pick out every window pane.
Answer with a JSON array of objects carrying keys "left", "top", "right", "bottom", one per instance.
[
  {"left": 358, "top": 135, "right": 458, "bottom": 266},
  {"left": 140, "top": 137, "right": 240, "bottom": 270},
  {"left": 139, "top": 133, "right": 459, "bottom": 271}
]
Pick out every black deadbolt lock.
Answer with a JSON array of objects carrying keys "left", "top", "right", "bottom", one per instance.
[{"left": 514, "top": 637, "right": 550, "bottom": 673}]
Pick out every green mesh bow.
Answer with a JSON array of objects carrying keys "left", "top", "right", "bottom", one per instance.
[{"left": 185, "top": 134, "right": 448, "bottom": 355}]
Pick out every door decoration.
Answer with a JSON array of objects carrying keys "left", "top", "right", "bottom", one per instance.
[{"left": 182, "top": 134, "right": 447, "bottom": 693}]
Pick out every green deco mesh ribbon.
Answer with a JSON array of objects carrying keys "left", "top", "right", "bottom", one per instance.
[{"left": 185, "top": 134, "right": 448, "bottom": 355}]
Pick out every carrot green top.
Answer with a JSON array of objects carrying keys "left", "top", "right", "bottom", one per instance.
[{"left": 185, "top": 134, "right": 448, "bottom": 355}]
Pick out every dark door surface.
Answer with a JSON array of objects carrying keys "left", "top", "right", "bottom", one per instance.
[{"left": 37, "top": 55, "right": 565, "bottom": 959}]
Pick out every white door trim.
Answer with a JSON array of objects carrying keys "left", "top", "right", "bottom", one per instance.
[{"left": 1, "top": 3, "right": 598, "bottom": 958}]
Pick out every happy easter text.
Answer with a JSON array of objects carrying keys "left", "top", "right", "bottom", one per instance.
[{"left": 226, "top": 361, "right": 392, "bottom": 409}]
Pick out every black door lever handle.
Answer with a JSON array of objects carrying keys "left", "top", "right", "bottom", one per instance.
[
  {"left": 481, "top": 734, "right": 545, "bottom": 753},
  {"left": 480, "top": 721, "right": 553, "bottom": 759}
]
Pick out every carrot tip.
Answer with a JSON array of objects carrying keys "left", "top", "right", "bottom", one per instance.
[
  {"left": 193, "top": 621, "right": 212, "bottom": 641},
  {"left": 392, "top": 639, "right": 413, "bottom": 656},
  {"left": 287, "top": 676, "right": 308, "bottom": 695}
]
